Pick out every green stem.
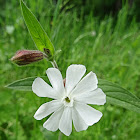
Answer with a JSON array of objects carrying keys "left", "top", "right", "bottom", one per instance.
[
  {"left": 58, "top": 131, "right": 63, "bottom": 140},
  {"left": 51, "top": 60, "right": 58, "bottom": 69}
]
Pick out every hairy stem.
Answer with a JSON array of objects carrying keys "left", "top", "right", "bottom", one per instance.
[
  {"left": 58, "top": 131, "right": 63, "bottom": 140},
  {"left": 51, "top": 60, "right": 58, "bottom": 69}
]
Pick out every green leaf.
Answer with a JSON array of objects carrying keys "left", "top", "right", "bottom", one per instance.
[
  {"left": 98, "top": 79, "right": 140, "bottom": 113},
  {"left": 6, "top": 77, "right": 140, "bottom": 113},
  {"left": 20, "top": 0, "right": 54, "bottom": 57},
  {"left": 5, "top": 76, "right": 47, "bottom": 91},
  {"left": 6, "top": 77, "right": 36, "bottom": 91}
]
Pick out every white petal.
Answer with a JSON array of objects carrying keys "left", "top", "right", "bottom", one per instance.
[
  {"left": 34, "top": 100, "right": 63, "bottom": 120},
  {"left": 46, "top": 68, "right": 65, "bottom": 98},
  {"left": 72, "top": 108, "right": 88, "bottom": 132},
  {"left": 71, "top": 72, "right": 98, "bottom": 97},
  {"left": 65, "top": 64, "right": 86, "bottom": 95},
  {"left": 32, "top": 77, "right": 57, "bottom": 99},
  {"left": 74, "top": 102, "right": 102, "bottom": 126},
  {"left": 59, "top": 107, "right": 72, "bottom": 136},
  {"left": 74, "top": 88, "right": 106, "bottom": 105},
  {"left": 43, "top": 107, "right": 64, "bottom": 132}
]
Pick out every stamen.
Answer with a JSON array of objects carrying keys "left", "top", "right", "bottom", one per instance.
[{"left": 65, "top": 97, "right": 70, "bottom": 103}]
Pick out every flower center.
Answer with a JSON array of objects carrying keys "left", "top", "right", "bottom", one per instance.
[
  {"left": 63, "top": 96, "right": 73, "bottom": 107},
  {"left": 65, "top": 97, "right": 70, "bottom": 103}
]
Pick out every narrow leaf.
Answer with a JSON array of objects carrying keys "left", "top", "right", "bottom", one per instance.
[
  {"left": 6, "top": 77, "right": 36, "bottom": 91},
  {"left": 20, "top": 0, "right": 54, "bottom": 57},
  {"left": 98, "top": 79, "right": 140, "bottom": 113},
  {"left": 6, "top": 76, "right": 47, "bottom": 91}
]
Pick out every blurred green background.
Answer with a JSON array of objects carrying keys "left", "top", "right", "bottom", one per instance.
[{"left": 0, "top": 0, "right": 140, "bottom": 139}]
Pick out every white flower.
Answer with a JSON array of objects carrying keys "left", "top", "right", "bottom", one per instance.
[{"left": 32, "top": 64, "right": 106, "bottom": 136}]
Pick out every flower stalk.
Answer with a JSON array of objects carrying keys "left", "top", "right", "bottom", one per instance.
[
  {"left": 51, "top": 60, "right": 58, "bottom": 69},
  {"left": 58, "top": 131, "right": 63, "bottom": 140}
]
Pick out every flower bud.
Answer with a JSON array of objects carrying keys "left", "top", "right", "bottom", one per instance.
[{"left": 11, "top": 50, "right": 44, "bottom": 66}]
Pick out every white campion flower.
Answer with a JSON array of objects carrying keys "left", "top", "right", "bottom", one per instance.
[{"left": 32, "top": 64, "right": 106, "bottom": 136}]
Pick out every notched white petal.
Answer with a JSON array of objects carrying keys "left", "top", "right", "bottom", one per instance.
[
  {"left": 72, "top": 108, "right": 88, "bottom": 132},
  {"left": 59, "top": 107, "right": 72, "bottom": 136},
  {"left": 71, "top": 72, "right": 98, "bottom": 97},
  {"left": 43, "top": 107, "right": 64, "bottom": 132},
  {"left": 65, "top": 64, "right": 86, "bottom": 95},
  {"left": 75, "top": 88, "right": 106, "bottom": 105},
  {"left": 34, "top": 100, "right": 63, "bottom": 120},
  {"left": 32, "top": 77, "right": 57, "bottom": 99},
  {"left": 75, "top": 102, "right": 102, "bottom": 126},
  {"left": 46, "top": 68, "right": 65, "bottom": 97}
]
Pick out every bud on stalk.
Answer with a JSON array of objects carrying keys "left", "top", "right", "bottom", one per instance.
[{"left": 11, "top": 50, "right": 44, "bottom": 66}]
